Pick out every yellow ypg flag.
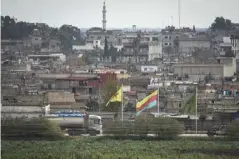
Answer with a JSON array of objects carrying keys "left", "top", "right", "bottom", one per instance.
[{"left": 106, "top": 86, "right": 123, "bottom": 106}]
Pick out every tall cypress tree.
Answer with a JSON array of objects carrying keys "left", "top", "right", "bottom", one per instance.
[{"left": 104, "top": 36, "right": 108, "bottom": 57}]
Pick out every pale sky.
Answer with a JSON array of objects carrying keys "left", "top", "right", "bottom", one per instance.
[{"left": 1, "top": 0, "right": 239, "bottom": 28}]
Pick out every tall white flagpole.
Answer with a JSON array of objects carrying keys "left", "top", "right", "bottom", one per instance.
[
  {"left": 121, "top": 84, "right": 124, "bottom": 121},
  {"left": 195, "top": 85, "right": 198, "bottom": 134},
  {"left": 157, "top": 87, "right": 160, "bottom": 115}
]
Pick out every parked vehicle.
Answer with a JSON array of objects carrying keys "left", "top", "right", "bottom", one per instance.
[{"left": 45, "top": 105, "right": 102, "bottom": 136}]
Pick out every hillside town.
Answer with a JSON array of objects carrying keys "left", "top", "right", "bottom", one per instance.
[
  {"left": 1, "top": 1, "right": 239, "bottom": 136},
  {"left": 2, "top": 0, "right": 239, "bottom": 158}
]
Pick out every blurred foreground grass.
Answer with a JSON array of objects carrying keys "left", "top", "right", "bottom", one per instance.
[{"left": 2, "top": 137, "right": 239, "bottom": 159}]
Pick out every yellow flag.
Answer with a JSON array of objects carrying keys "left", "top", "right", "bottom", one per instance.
[{"left": 106, "top": 86, "right": 123, "bottom": 106}]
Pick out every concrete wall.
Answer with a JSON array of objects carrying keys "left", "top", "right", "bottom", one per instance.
[
  {"left": 148, "top": 41, "right": 163, "bottom": 60},
  {"left": 72, "top": 44, "right": 94, "bottom": 51},
  {"left": 2, "top": 95, "right": 44, "bottom": 106},
  {"left": 179, "top": 40, "right": 211, "bottom": 53}
]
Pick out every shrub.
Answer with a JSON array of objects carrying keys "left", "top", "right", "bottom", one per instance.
[
  {"left": 226, "top": 120, "right": 239, "bottom": 140},
  {"left": 103, "top": 116, "right": 183, "bottom": 139},
  {"left": 103, "top": 120, "right": 134, "bottom": 136},
  {"left": 134, "top": 115, "right": 154, "bottom": 137},
  {"left": 1, "top": 116, "right": 65, "bottom": 140},
  {"left": 149, "top": 117, "right": 183, "bottom": 139}
]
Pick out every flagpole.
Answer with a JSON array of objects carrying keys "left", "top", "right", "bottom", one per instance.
[
  {"left": 121, "top": 84, "right": 124, "bottom": 121},
  {"left": 195, "top": 85, "right": 198, "bottom": 134},
  {"left": 157, "top": 87, "right": 160, "bottom": 115}
]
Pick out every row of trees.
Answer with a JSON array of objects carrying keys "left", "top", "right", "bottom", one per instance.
[
  {"left": 210, "top": 16, "right": 236, "bottom": 31},
  {"left": 1, "top": 16, "right": 39, "bottom": 39},
  {"left": 1, "top": 16, "right": 83, "bottom": 51}
]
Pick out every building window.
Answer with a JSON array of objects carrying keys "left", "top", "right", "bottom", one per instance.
[
  {"left": 169, "top": 43, "right": 172, "bottom": 46},
  {"left": 169, "top": 36, "right": 171, "bottom": 39},
  {"left": 164, "top": 43, "right": 168, "bottom": 46},
  {"left": 164, "top": 36, "right": 168, "bottom": 39}
]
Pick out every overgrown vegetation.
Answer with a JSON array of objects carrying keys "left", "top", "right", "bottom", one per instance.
[
  {"left": 2, "top": 138, "right": 239, "bottom": 159},
  {"left": 1, "top": 117, "right": 65, "bottom": 140}
]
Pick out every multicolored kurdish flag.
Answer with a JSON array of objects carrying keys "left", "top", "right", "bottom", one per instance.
[{"left": 136, "top": 90, "right": 158, "bottom": 116}]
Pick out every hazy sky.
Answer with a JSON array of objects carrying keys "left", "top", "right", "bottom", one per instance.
[{"left": 1, "top": 0, "right": 239, "bottom": 28}]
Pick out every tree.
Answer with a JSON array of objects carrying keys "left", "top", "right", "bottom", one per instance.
[
  {"left": 211, "top": 17, "right": 234, "bottom": 31},
  {"left": 78, "top": 55, "right": 86, "bottom": 66},
  {"left": 86, "top": 99, "right": 99, "bottom": 111},
  {"left": 1, "top": 16, "right": 38, "bottom": 39},
  {"left": 103, "top": 36, "right": 109, "bottom": 57},
  {"left": 109, "top": 44, "right": 119, "bottom": 62},
  {"left": 50, "top": 28, "right": 58, "bottom": 36},
  {"left": 193, "top": 25, "right": 196, "bottom": 32},
  {"left": 149, "top": 117, "right": 183, "bottom": 139},
  {"left": 101, "top": 73, "right": 120, "bottom": 112}
]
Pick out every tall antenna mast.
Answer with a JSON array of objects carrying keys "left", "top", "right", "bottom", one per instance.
[
  {"left": 171, "top": 16, "right": 173, "bottom": 26},
  {"left": 178, "top": 0, "right": 181, "bottom": 28}
]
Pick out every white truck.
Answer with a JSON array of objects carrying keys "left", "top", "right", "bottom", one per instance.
[{"left": 44, "top": 105, "right": 102, "bottom": 136}]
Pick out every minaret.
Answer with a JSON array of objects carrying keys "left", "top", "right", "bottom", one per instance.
[{"left": 102, "top": 1, "right": 107, "bottom": 31}]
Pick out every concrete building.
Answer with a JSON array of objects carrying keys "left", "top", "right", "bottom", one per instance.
[
  {"left": 231, "top": 34, "right": 239, "bottom": 56},
  {"left": 86, "top": 28, "right": 121, "bottom": 47},
  {"left": 140, "top": 65, "right": 158, "bottom": 73},
  {"left": 120, "top": 42, "right": 149, "bottom": 62},
  {"left": 122, "top": 31, "right": 160, "bottom": 44},
  {"left": 31, "top": 29, "right": 42, "bottom": 48},
  {"left": 173, "top": 57, "right": 236, "bottom": 80},
  {"left": 28, "top": 54, "right": 66, "bottom": 63},
  {"left": 179, "top": 35, "right": 211, "bottom": 54},
  {"left": 38, "top": 73, "right": 100, "bottom": 101},
  {"left": 120, "top": 31, "right": 161, "bottom": 62},
  {"left": 161, "top": 32, "right": 179, "bottom": 48},
  {"left": 49, "top": 38, "right": 61, "bottom": 52},
  {"left": 1, "top": 40, "right": 24, "bottom": 52}
]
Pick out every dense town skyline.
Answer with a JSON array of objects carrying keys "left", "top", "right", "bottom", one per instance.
[{"left": 2, "top": 0, "right": 239, "bottom": 28}]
